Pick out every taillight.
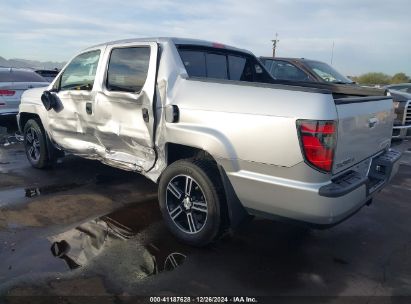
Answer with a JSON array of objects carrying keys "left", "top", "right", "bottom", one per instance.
[
  {"left": 0, "top": 89, "right": 15, "bottom": 96},
  {"left": 297, "top": 120, "right": 337, "bottom": 173}
]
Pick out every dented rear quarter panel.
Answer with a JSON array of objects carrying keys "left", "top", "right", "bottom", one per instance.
[{"left": 158, "top": 76, "right": 337, "bottom": 178}]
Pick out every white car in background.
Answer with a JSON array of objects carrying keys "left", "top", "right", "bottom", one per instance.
[
  {"left": 0, "top": 68, "right": 49, "bottom": 117},
  {"left": 384, "top": 84, "right": 411, "bottom": 139}
]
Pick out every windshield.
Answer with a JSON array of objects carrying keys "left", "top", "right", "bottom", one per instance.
[{"left": 305, "top": 61, "right": 353, "bottom": 84}]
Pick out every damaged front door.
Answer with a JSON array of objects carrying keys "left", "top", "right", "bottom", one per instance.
[
  {"left": 93, "top": 42, "right": 159, "bottom": 172},
  {"left": 47, "top": 49, "right": 103, "bottom": 153}
]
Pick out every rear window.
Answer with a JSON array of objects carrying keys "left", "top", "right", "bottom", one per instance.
[
  {"left": 179, "top": 51, "right": 206, "bottom": 77},
  {"left": 206, "top": 53, "right": 227, "bottom": 79},
  {"left": 228, "top": 56, "right": 247, "bottom": 81},
  {"left": 0, "top": 70, "right": 47, "bottom": 82},
  {"left": 178, "top": 46, "right": 273, "bottom": 83}
]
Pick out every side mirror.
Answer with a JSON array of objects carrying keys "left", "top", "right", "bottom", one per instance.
[{"left": 41, "top": 91, "right": 58, "bottom": 111}]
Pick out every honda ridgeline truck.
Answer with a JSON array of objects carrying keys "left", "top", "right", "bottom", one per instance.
[{"left": 17, "top": 38, "right": 401, "bottom": 246}]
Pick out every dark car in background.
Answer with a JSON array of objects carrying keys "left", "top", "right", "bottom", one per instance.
[
  {"left": 260, "top": 57, "right": 410, "bottom": 139},
  {"left": 34, "top": 69, "right": 60, "bottom": 82},
  {"left": 260, "top": 57, "right": 354, "bottom": 84},
  {"left": 259, "top": 57, "right": 384, "bottom": 98},
  {"left": 0, "top": 68, "right": 49, "bottom": 117}
]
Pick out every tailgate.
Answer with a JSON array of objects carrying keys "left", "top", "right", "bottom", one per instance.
[{"left": 333, "top": 96, "right": 394, "bottom": 174}]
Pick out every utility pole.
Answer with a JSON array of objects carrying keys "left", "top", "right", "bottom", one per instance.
[
  {"left": 330, "top": 41, "right": 335, "bottom": 65},
  {"left": 271, "top": 33, "right": 279, "bottom": 57}
]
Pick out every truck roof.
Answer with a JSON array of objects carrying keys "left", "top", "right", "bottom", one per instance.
[
  {"left": 260, "top": 56, "right": 322, "bottom": 64},
  {"left": 85, "top": 37, "right": 253, "bottom": 55}
]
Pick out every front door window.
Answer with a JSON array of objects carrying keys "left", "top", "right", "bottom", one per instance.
[{"left": 59, "top": 50, "right": 101, "bottom": 91}]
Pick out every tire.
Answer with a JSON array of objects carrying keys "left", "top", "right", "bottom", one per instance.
[
  {"left": 23, "top": 118, "right": 52, "bottom": 169},
  {"left": 158, "top": 159, "right": 227, "bottom": 246}
]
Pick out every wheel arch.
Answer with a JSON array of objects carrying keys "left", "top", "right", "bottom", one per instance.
[
  {"left": 164, "top": 142, "right": 249, "bottom": 231},
  {"left": 19, "top": 112, "right": 41, "bottom": 132},
  {"left": 165, "top": 142, "right": 214, "bottom": 165},
  {"left": 19, "top": 111, "right": 61, "bottom": 163}
]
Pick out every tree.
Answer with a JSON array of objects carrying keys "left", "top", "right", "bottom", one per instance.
[
  {"left": 391, "top": 72, "right": 410, "bottom": 84},
  {"left": 356, "top": 72, "right": 391, "bottom": 85}
]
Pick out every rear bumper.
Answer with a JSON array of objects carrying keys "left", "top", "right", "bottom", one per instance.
[
  {"left": 319, "top": 149, "right": 401, "bottom": 198},
  {"left": 228, "top": 149, "right": 401, "bottom": 226}
]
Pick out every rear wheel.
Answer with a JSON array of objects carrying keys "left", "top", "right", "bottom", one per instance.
[
  {"left": 158, "top": 159, "right": 227, "bottom": 246},
  {"left": 23, "top": 119, "right": 52, "bottom": 169}
]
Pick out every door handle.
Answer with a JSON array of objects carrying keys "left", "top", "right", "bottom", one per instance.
[{"left": 86, "top": 102, "right": 92, "bottom": 115}]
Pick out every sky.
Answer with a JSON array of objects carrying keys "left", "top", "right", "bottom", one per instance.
[{"left": 0, "top": 0, "right": 410, "bottom": 76}]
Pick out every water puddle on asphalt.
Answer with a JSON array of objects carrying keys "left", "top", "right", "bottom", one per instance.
[
  {"left": 49, "top": 201, "right": 189, "bottom": 275},
  {"left": 0, "top": 183, "right": 84, "bottom": 207},
  {"left": 0, "top": 172, "right": 147, "bottom": 207},
  {"left": 24, "top": 183, "right": 83, "bottom": 198},
  {"left": 0, "top": 201, "right": 190, "bottom": 289},
  {"left": 0, "top": 188, "right": 27, "bottom": 207}
]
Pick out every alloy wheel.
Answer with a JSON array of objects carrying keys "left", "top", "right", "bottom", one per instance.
[
  {"left": 25, "top": 127, "right": 41, "bottom": 162},
  {"left": 166, "top": 175, "right": 208, "bottom": 234}
]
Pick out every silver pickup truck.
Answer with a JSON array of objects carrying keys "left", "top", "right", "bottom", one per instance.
[{"left": 18, "top": 37, "right": 401, "bottom": 246}]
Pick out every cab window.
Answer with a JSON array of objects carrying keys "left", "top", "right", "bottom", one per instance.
[
  {"left": 106, "top": 47, "right": 150, "bottom": 93},
  {"left": 206, "top": 53, "right": 228, "bottom": 79},
  {"left": 59, "top": 50, "right": 100, "bottom": 91},
  {"left": 178, "top": 46, "right": 273, "bottom": 83}
]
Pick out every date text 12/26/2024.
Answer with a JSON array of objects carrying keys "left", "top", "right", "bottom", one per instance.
[{"left": 149, "top": 297, "right": 258, "bottom": 303}]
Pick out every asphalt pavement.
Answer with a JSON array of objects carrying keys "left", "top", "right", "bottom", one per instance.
[{"left": 0, "top": 118, "right": 410, "bottom": 303}]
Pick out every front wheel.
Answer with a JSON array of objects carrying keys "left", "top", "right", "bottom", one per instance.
[
  {"left": 23, "top": 119, "right": 52, "bottom": 169},
  {"left": 158, "top": 159, "right": 227, "bottom": 246}
]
